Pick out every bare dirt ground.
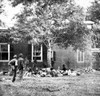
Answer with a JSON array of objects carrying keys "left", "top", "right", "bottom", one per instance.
[{"left": 0, "top": 71, "right": 100, "bottom": 96}]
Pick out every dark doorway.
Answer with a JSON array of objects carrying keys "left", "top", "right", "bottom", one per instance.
[{"left": 93, "top": 52, "right": 100, "bottom": 70}]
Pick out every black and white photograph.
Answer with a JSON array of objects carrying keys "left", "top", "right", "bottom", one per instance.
[{"left": 0, "top": 0, "right": 100, "bottom": 96}]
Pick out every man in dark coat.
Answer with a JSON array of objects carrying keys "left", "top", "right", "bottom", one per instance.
[
  {"left": 32, "top": 57, "right": 37, "bottom": 74},
  {"left": 24, "top": 57, "right": 29, "bottom": 71},
  {"left": 8, "top": 55, "right": 18, "bottom": 82},
  {"left": 18, "top": 53, "right": 24, "bottom": 80},
  {"left": 62, "top": 64, "right": 67, "bottom": 72}
]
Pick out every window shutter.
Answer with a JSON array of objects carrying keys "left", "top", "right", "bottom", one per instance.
[
  {"left": 28, "top": 44, "right": 31, "bottom": 61},
  {"left": 53, "top": 51, "right": 56, "bottom": 61},
  {"left": 10, "top": 44, "right": 14, "bottom": 60}
]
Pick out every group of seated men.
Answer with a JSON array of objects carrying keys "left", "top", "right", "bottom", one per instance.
[{"left": 23, "top": 64, "right": 81, "bottom": 77}]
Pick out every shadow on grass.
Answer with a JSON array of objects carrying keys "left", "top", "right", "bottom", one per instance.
[{"left": 0, "top": 86, "right": 4, "bottom": 96}]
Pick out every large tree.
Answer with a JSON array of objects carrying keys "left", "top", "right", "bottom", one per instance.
[
  {"left": 9, "top": 0, "right": 89, "bottom": 50},
  {"left": 87, "top": 0, "right": 100, "bottom": 48}
]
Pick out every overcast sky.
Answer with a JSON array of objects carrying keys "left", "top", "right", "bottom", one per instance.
[
  {"left": 0, "top": 0, "right": 24, "bottom": 28},
  {"left": 75, "top": 0, "right": 94, "bottom": 8},
  {"left": 0, "top": 0, "right": 94, "bottom": 28}
]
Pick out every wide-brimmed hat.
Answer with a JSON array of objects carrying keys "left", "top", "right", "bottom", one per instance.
[
  {"left": 13, "top": 55, "right": 17, "bottom": 58},
  {"left": 19, "top": 53, "right": 23, "bottom": 57}
]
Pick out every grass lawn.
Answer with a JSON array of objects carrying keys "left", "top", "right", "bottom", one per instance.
[{"left": 0, "top": 71, "right": 100, "bottom": 96}]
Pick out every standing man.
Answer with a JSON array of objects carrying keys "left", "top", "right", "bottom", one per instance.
[
  {"left": 24, "top": 57, "right": 29, "bottom": 71},
  {"left": 32, "top": 57, "right": 37, "bottom": 74},
  {"left": 8, "top": 55, "right": 18, "bottom": 82},
  {"left": 18, "top": 53, "right": 24, "bottom": 80}
]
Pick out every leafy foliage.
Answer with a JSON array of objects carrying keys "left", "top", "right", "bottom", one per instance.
[
  {"left": 54, "top": 21, "right": 89, "bottom": 49},
  {"left": 0, "top": 0, "right": 5, "bottom": 26},
  {"left": 88, "top": 0, "right": 100, "bottom": 22},
  {"left": 9, "top": 0, "right": 70, "bottom": 6},
  {"left": 0, "top": 29, "right": 11, "bottom": 43},
  {"left": 87, "top": 0, "right": 100, "bottom": 48},
  {"left": 1, "top": 0, "right": 88, "bottom": 50},
  {"left": 9, "top": 0, "right": 89, "bottom": 49}
]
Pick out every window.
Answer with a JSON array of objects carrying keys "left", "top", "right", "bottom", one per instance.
[
  {"left": 0, "top": 43, "right": 10, "bottom": 62},
  {"left": 32, "top": 44, "right": 43, "bottom": 62},
  {"left": 77, "top": 50, "right": 84, "bottom": 63}
]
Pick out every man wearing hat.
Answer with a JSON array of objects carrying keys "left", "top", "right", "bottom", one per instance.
[{"left": 8, "top": 55, "right": 18, "bottom": 82}]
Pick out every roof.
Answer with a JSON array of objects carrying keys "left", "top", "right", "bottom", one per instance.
[
  {"left": 0, "top": 27, "right": 10, "bottom": 32},
  {"left": 0, "top": 26, "right": 8, "bottom": 29},
  {"left": 83, "top": 21, "right": 94, "bottom": 25}
]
